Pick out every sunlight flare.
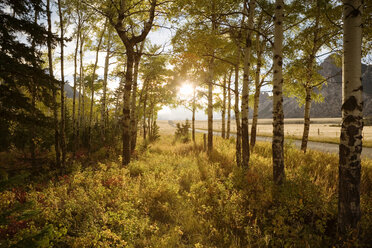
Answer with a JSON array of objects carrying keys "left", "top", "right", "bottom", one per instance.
[{"left": 178, "top": 82, "right": 194, "bottom": 99}]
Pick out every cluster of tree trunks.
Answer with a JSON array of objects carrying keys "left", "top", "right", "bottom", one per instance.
[{"left": 45, "top": 0, "right": 364, "bottom": 238}]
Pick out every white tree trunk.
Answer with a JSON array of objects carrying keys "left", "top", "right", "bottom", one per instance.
[
  {"left": 241, "top": 0, "right": 256, "bottom": 168},
  {"left": 338, "top": 0, "right": 363, "bottom": 236},
  {"left": 272, "top": 0, "right": 285, "bottom": 185}
]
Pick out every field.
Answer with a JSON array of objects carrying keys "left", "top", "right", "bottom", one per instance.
[{"left": 171, "top": 118, "right": 372, "bottom": 146}]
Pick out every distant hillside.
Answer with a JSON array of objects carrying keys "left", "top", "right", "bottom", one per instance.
[
  {"left": 64, "top": 83, "right": 77, "bottom": 99},
  {"left": 255, "top": 56, "right": 372, "bottom": 118}
]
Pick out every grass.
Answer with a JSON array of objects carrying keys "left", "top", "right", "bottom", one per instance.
[{"left": 1, "top": 134, "right": 372, "bottom": 247}]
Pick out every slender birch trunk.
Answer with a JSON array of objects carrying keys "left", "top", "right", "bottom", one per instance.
[
  {"left": 101, "top": 27, "right": 112, "bottom": 142},
  {"left": 227, "top": 70, "right": 232, "bottom": 139},
  {"left": 143, "top": 85, "right": 148, "bottom": 141},
  {"left": 89, "top": 22, "right": 106, "bottom": 151},
  {"left": 58, "top": 0, "right": 66, "bottom": 168},
  {"left": 131, "top": 40, "right": 145, "bottom": 152},
  {"left": 234, "top": 55, "right": 242, "bottom": 167},
  {"left": 207, "top": 12, "right": 217, "bottom": 154},
  {"left": 192, "top": 84, "right": 196, "bottom": 143},
  {"left": 81, "top": 35, "right": 86, "bottom": 135},
  {"left": 221, "top": 74, "right": 226, "bottom": 139},
  {"left": 72, "top": 24, "right": 80, "bottom": 151},
  {"left": 338, "top": 0, "right": 363, "bottom": 236},
  {"left": 250, "top": 34, "right": 263, "bottom": 150},
  {"left": 207, "top": 56, "right": 215, "bottom": 153},
  {"left": 241, "top": 0, "right": 255, "bottom": 168},
  {"left": 301, "top": 86, "right": 312, "bottom": 152},
  {"left": 272, "top": 0, "right": 285, "bottom": 185},
  {"left": 77, "top": 33, "right": 85, "bottom": 148},
  {"left": 47, "top": 0, "right": 60, "bottom": 167},
  {"left": 301, "top": 4, "right": 320, "bottom": 153}
]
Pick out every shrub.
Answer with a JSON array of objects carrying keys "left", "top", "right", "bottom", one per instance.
[{"left": 174, "top": 120, "right": 190, "bottom": 143}]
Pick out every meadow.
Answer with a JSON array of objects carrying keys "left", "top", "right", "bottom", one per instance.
[
  {"left": 1, "top": 127, "right": 372, "bottom": 247},
  {"left": 176, "top": 118, "right": 372, "bottom": 146}
]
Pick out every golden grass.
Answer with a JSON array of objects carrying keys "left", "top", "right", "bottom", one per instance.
[{"left": 171, "top": 119, "right": 372, "bottom": 147}]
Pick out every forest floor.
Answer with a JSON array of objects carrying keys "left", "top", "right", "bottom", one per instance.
[{"left": 1, "top": 127, "right": 372, "bottom": 247}]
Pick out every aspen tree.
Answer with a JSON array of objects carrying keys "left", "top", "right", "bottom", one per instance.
[
  {"left": 272, "top": 0, "right": 285, "bottom": 184},
  {"left": 338, "top": 0, "right": 363, "bottom": 236},
  {"left": 241, "top": 0, "right": 256, "bottom": 168}
]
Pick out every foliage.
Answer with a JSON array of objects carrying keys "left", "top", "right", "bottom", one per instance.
[
  {"left": 1, "top": 135, "right": 372, "bottom": 247},
  {"left": 174, "top": 120, "right": 190, "bottom": 143},
  {"left": 148, "top": 121, "right": 160, "bottom": 142},
  {"left": 0, "top": 0, "right": 58, "bottom": 152}
]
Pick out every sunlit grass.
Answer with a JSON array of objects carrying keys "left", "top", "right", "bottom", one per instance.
[{"left": 1, "top": 134, "right": 371, "bottom": 247}]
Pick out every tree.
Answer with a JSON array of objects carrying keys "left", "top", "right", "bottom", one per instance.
[
  {"left": 338, "top": 0, "right": 363, "bottom": 236},
  {"left": 101, "top": 24, "right": 113, "bottom": 142},
  {"left": 234, "top": 46, "right": 242, "bottom": 167},
  {"left": 139, "top": 44, "right": 172, "bottom": 141},
  {"left": 250, "top": 8, "right": 273, "bottom": 150},
  {"left": 272, "top": 0, "right": 285, "bottom": 185},
  {"left": 226, "top": 68, "right": 233, "bottom": 139},
  {"left": 47, "top": 0, "right": 61, "bottom": 167},
  {"left": 130, "top": 40, "right": 146, "bottom": 152},
  {"left": 102, "top": 0, "right": 158, "bottom": 166},
  {"left": 284, "top": 0, "right": 341, "bottom": 153},
  {"left": 0, "top": 0, "right": 57, "bottom": 157},
  {"left": 57, "top": 0, "right": 67, "bottom": 168},
  {"left": 88, "top": 20, "right": 107, "bottom": 151},
  {"left": 241, "top": 0, "right": 256, "bottom": 168}
]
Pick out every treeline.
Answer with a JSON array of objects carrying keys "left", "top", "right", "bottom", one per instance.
[
  {"left": 0, "top": 0, "right": 175, "bottom": 168},
  {"left": 1, "top": 0, "right": 371, "bottom": 241}
]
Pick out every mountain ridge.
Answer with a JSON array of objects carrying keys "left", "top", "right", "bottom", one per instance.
[{"left": 255, "top": 56, "right": 372, "bottom": 118}]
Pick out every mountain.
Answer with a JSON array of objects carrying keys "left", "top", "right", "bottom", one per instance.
[
  {"left": 255, "top": 56, "right": 372, "bottom": 118},
  {"left": 64, "top": 83, "right": 77, "bottom": 99}
]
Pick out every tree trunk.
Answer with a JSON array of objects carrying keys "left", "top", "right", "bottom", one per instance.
[
  {"left": 338, "top": 0, "right": 363, "bottom": 236},
  {"left": 301, "top": 3, "right": 319, "bottom": 153},
  {"left": 30, "top": 85, "right": 36, "bottom": 166},
  {"left": 250, "top": 33, "right": 262, "bottom": 150},
  {"left": 251, "top": 90, "right": 260, "bottom": 150},
  {"left": 192, "top": 84, "right": 196, "bottom": 143},
  {"left": 301, "top": 86, "right": 312, "bottom": 152},
  {"left": 101, "top": 26, "right": 112, "bottom": 142},
  {"left": 89, "top": 22, "right": 106, "bottom": 151},
  {"left": 227, "top": 70, "right": 232, "bottom": 139},
  {"left": 47, "top": 0, "right": 60, "bottom": 167},
  {"left": 130, "top": 40, "right": 145, "bottom": 152},
  {"left": 143, "top": 90, "right": 148, "bottom": 141},
  {"left": 241, "top": 0, "right": 255, "bottom": 168},
  {"left": 207, "top": 56, "right": 214, "bottom": 153},
  {"left": 221, "top": 74, "right": 226, "bottom": 139},
  {"left": 207, "top": 13, "right": 217, "bottom": 154},
  {"left": 122, "top": 46, "right": 135, "bottom": 165},
  {"left": 58, "top": 0, "right": 66, "bottom": 168},
  {"left": 234, "top": 57, "right": 242, "bottom": 167},
  {"left": 72, "top": 23, "right": 80, "bottom": 152},
  {"left": 77, "top": 34, "right": 85, "bottom": 149},
  {"left": 272, "top": 0, "right": 285, "bottom": 185}
]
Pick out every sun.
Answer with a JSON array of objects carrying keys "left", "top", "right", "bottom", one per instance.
[{"left": 178, "top": 83, "right": 194, "bottom": 99}]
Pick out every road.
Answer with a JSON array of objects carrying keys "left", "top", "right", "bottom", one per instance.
[{"left": 168, "top": 122, "right": 372, "bottom": 159}]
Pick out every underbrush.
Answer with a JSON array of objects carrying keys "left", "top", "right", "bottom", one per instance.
[{"left": 1, "top": 135, "right": 371, "bottom": 247}]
